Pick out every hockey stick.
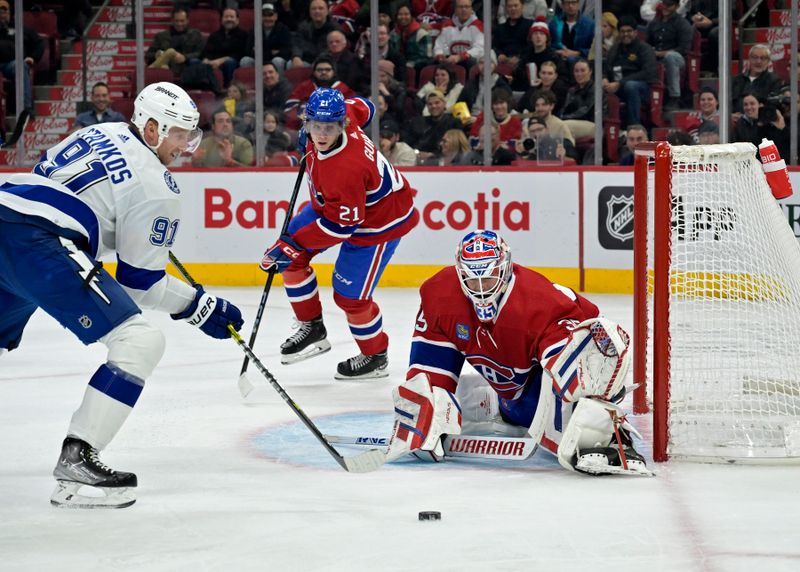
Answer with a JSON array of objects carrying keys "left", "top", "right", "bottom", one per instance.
[
  {"left": 0, "top": 109, "right": 31, "bottom": 149},
  {"left": 168, "top": 252, "right": 385, "bottom": 473},
  {"left": 325, "top": 433, "right": 539, "bottom": 461},
  {"left": 238, "top": 154, "right": 307, "bottom": 398}
]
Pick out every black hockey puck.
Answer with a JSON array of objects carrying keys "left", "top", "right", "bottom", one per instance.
[{"left": 418, "top": 511, "right": 441, "bottom": 521}]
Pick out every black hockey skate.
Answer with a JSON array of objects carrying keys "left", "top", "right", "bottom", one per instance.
[
  {"left": 574, "top": 426, "right": 653, "bottom": 477},
  {"left": 335, "top": 350, "right": 389, "bottom": 381},
  {"left": 280, "top": 316, "right": 331, "bottom": 364},
  {"left": 51, "top": 437, "right": 137, "bottom": 508}
]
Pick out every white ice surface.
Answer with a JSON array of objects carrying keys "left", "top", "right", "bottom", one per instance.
[{"left": 2, "top": 287, "right": 800, "bottom": 572}]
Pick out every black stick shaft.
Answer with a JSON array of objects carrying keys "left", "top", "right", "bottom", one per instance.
[{"left": 240, "top": 155, "right": 307, "bottom": 375}]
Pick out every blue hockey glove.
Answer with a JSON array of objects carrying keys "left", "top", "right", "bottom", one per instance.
[
  {"left": 260, "top": 234, "right": 305, "bottom": 273},
  {"left": 171, "top": 285, "right": 244, "bottom": 339},
  {"left": 297, "top": 126, "right": 308, "bottom": 155}
]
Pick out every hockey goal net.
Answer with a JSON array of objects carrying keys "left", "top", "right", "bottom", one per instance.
[{"left": 632, "top": 142, "right": 800, "bottom": 462}]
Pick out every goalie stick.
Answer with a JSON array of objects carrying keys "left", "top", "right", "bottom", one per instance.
[
  {"left": 168, "top": 252, "right": 386, "bottom": 473},
  {"left": 238, "top": 154, "right": 307, "bottom": 398},
  {"left": 326, "top": 434, "right": 539, "bottom": 461},
  {"left": 0, "top": 109, "right": 30, "bottom": 149}
]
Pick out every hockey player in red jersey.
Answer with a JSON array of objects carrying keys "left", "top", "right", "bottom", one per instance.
[
  {"left": 384, "top": 230, "right": 651, "bottom": 476},
  {"left": 260, "top": 88, "right": 419, "bottom": 380}
]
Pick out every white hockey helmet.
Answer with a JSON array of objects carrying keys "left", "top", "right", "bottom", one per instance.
[
  {"left": 455, "top": 230, "right": 513, "bottom": 322},
  {"left": 132, "top": 82, "right": 202, "bottom": 153}
]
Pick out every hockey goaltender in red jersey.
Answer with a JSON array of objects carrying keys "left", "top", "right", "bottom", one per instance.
[
  {"left": 261, "top": 88, "right": 418, "bottom": 380},
  {"left": 384, "top": 230, "right": 653, "bottom": 476}
]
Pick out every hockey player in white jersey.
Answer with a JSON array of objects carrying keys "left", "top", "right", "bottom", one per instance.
[{"left": 0, "top": 82, "right": 244, "bottom": 508}]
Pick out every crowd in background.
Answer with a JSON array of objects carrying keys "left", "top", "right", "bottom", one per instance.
[{"left": 2, "top": 0, "right": 798, "bottom": 166}]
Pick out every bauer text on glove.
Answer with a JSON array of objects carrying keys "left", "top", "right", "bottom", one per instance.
[{"left": 171, "top": 285, "right": 244, "bottom": 339}]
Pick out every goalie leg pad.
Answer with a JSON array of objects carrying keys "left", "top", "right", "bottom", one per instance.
[
  {"left": 545, "top": 318, "right": 631, "bottom": 403},
  {"left": 385, "top": 373, "right": 462, "bottom": 462}
]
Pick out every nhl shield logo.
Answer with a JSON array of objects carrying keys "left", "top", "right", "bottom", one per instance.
[{"left": 605, "top": 195, "right": 634, "bottom": 242}]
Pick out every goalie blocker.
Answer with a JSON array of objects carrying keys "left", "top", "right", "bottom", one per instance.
[{"left": 385, "top": 228, "right": 651, "bottom": 476}]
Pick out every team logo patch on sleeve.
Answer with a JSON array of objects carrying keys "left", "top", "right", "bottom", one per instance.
[
  {"left": 164, "top": 171, "right": 180, "bottom": 194},
  {"left": 456, "top": 323, "right": 470, "bottom": 341}
]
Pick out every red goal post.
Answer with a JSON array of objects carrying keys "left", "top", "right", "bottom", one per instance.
[{"left": 632, "top": 142, "right": 800, "bottom": 463}]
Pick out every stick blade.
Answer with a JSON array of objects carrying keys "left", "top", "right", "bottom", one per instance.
[
  {"left": 339, "top": 448, "right": 386, "bottom": 473},
  {"left": 238, "top": 372, "right": 256, "bottom": 399}
]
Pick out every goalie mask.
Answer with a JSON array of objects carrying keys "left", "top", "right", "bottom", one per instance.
[{"left": 456, "top": 230, "right": 513, "bottom": 322}]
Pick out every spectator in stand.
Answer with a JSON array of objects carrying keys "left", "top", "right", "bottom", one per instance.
[
  {"left": 461, "top": 123, "right": 517, "bottom": 165},
  {"left": 733, "top": 93, "right": 761, "bottom": 147},
  {"left": 732, "top": 44, "right": 783, "bottom": 113},
  {"left": 494, "top": 0, "right": 534, "bottom": 70},
  {"left": 532, "top": 89, "right": 574, "bottom": 146},
  {"left": 667, "top": 129, "right": 695, "bottom": 146},
  {"left": 201, "top": 7, "right": 248, "bottom": 87},
  {"left": 392, "top": 3, "right": 432, "bottom": 73},
  {"left": 193, "top": 109, "right": 255, "bottom": 168},
  {"left": 292, "top": 0, "right": 341, "bottom": 68},
  {"left": 458, "top": 50, "right": 513, "bottom": 116},
  {"left": 377, "top": 60, "right": 407, "bottom": 116},
  {"left": 73, "top": 82, "right": 127, "bottom": 131},
  {"left": 411, "top": 0, "right": 453, "bottom": 41},
  {"left": 588, "top": 12, "right": 618, "bottom": 62},
  {"left": 696, "top": 120, "right": 720, "bottom": 145},
  {"left": 641, "top": 0, "right": 690, "bottom": 23},
  {"left": 377, "top": 92, "right": 400, "bottom": 125},
  {"left": 284, "top": 55, "right": 355, "bottom": 129},
  {"left": 0, "top": 0, "right": 44, "bottom": 113},
  {"left": 325, "top": 29, "right": 364, "bottom": 94},
  {"left": 328, "top": 0, "right": 360, "bottom": 38},
  {"left": 646, "top": 0, "right": 694, "bottom": 111},
  {"left": 469, "top": 89, "right": 522, "bottom": 149},
  {"left": 356, "top": 23, "right": 407, "bottom": 83},
  {"left": 496, "top": 0, "right": 548, "bottom": 24},
  {"left": 405, "top": 89, "right": 464, "bottom": 161},
  {"left": 618, "top": 124, "right": 648, "bottom": 166},
  {"left": 416, "top": 63, "right": 464, "bottom": 116},
  {"left": 379, "top": 119, "right": 417, "bottom": 166},
  {"left": 758, "top": 97, "right": 791, "bottom": 161},
  {"left": 561, "top": 58, "right": 600, "bottom": 140},
  {"left": 549, "top": 0, "right": 594, "bottom": 63},
  {"left": 512, "top": 17, "right": 567, "bottom": 92},
  {"left": 222, "top": 79, "right": 255, "bottom": 135},
  {"left": 603, "top": 16, "right": 657, "bottom": 127},
  {"left": 437, "top": 128, "right": 471, "bottom": 165},
  {"left": 433, "top": 0, "right": 484, "bottom": 72},
  {"left": 261, "top": 109, "right": 294, "bottom": 159},
  {"left": 697, "top": 86, "right": 719, "bottom": 124},
  {"left": 687, "top": 1, "right": 719, "bottom": 72},
  {"left": 275, "top": 0, "right": 307, "bottom": 32},
  {"left": 516, "top": 116, "right": 570, "bottom": 162},
  {"left": 517, "top": 60, "right": 568, "bottom": 115},
  {"left": 241, "top": 3, "right": 293, "bottom": 72},
  {"left": 146, "top": 7, "right": 204, "bottom": 77},
  {"left": 262, "top": 62, "right": 293, "bottom": 110}
]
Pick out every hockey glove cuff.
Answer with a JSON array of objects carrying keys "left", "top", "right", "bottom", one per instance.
[
  {"left": 171, "top": 285, "right": 244, "bottom": 339},
  {"left": 260, "top": 234, "right": 305, "bottom": 273}
]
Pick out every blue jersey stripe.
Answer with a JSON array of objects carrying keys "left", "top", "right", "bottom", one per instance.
[
  {"left": 349, "top": 316, "right": 383, "bottom": 337},
  {"left": 0, "top": 182, "right": 100, "bottom": 257},
  {"left": 116, "top": 257, "right": 165, "bottom": 291},
  {"left": 318, "top": 216, "right": 359, "bottom": 238},
  {"left": 410, "top": 338, "right": 465, "bottom": 378},
  {"left": 88, "top": 364, "right": 144, "bottom": 408},
  {"left": 286, "top": 278, "right": 319, "bottom": 298},
  {"left": 365, "top": 163, "right": 394, "bottom": 206}
]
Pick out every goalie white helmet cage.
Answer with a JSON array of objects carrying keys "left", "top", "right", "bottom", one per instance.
[
  {"left": 132, "top": 82, "right": 201, "bottom": 152},
  {"left": 455, "top": 230, "right": 513, "bottom": 322}
]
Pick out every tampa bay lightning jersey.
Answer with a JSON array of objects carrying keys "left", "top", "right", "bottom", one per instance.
[{"left": 0, "top": 122, "right": 195, "bottom": 313}]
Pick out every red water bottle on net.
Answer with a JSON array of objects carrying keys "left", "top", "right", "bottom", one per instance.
[{"left": 758, "top": 138, "right": 793, "bottom": 200}]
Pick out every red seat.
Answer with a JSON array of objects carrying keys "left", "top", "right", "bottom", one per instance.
[
  {"left": 112, "top": 98, "right": 135, "bottom": 122},
  {"left": 652, "top": 127, "right": 670, "bottom": 141},
  {"left": 144, "top": 67, "right": 177, "bottom": 85},
  {"left": 418, "top": 64, "right": 466, "bottom": 88},
  {"left": 686, "top": 29, "right": 702, "bottom": 93},
  {"left": 23, "top": 10, "right": 58, "bottom": 36},
  {"left": 233, "top": 66, "right": 256, "bottom": 89},
  {"left": 187, "top": 89, "right": 220, "bottom": 130},
  {"left": 189, "top": 8, "right": 220, "bottom": 34},
  {"left": 239, "top": 9, "right": 254, "bottom": 32},
  {"left": 285, "top": 66, "right": 312, "bottom": 88}
]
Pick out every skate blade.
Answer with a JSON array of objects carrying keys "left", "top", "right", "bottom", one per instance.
[
  {"left": 575, "top": 455, "right": 655, "bottom": 477},
  {"left": 334, "top": 367, "right": 390, "bottom": 381},
  {"left": 50, "top": 480, "right": 137, "bottom": 509},
  {"left": 280, "top": 339, "right": 332, "bottom": 365}
]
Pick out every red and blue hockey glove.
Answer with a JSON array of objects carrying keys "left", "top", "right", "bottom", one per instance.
[
  {"left": 260, "top": 234, "right": 305, "bottom": 273},
  {"left": 296, "top": 127, "right": 308, "bottom": 155},
  {"left": 171, "top": 285, "right": 244, "bottom": 339}
]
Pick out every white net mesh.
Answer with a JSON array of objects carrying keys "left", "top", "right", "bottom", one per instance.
[{"left": 645, "top": 143, "right": 800, "bottom": 461}]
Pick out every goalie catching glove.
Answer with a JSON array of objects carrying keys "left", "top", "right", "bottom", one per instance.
[
  {"left": 385, "top": 373, "right": 462, "bottom": 462},
  {"left": 171, "top": 285, "right": 244, "bottom": 340}
]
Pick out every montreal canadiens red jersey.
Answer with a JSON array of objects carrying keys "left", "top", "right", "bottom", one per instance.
[
  {"left": 294, "top": 97, "right": 419, "bottom": 250},
  {"left": 408, "top": 264, "right": 600, "bottom": 400}
]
